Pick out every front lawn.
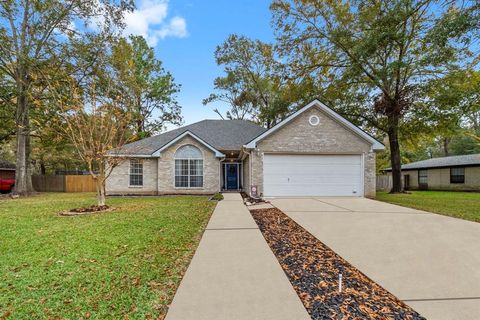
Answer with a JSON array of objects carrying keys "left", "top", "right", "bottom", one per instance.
[
  {"left": 0, "top": 193, "right": 215, "bottom": 319},
  {"left": 376, "top": 191, "right": 480, "bottom": 223}
]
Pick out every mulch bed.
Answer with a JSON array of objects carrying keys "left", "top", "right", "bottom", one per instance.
[
  {"left": 59, "top": 205, "right": 114, "bottom": 216},
  {"left": 250, "top": 208, "right": 426, "bottom": 320}
]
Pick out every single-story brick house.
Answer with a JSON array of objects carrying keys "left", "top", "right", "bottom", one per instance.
[
  {"left": 0, "top": 159, "right": 15, "bottom": 180},
  {"left": 385, "top": 154, "right": 480, "bottom": 191},
  {"left": 106, "top": 100, "right": 384, "bottom": 198}
]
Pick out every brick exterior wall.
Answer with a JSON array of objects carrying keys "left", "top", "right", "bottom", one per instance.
[
  {"left": 106, "top": 136, "right": 221, "bottom": 195},
  {"left": 248, "top": 106, "right": 377, "bottom": 198},
  {"left": 106, "top": 158, "right": 158, "bottom": 195},
  {"left": 157, "top": 136, "right": 221, "bottom": 195}
]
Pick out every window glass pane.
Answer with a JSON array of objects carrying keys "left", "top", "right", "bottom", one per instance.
[
  {"left": 174, "top": 148, "right": 203, "bottom": 188},
  {"left": 175, "top": 145, "right": 202, "bottom": 159},
  {"left": 450, "top": 167, "right": 465, "bottom": 183},
  {"left": 451, "top": 167, "right": 464, "bottom": 175},
  {"left": 175, "top": 176, "right": 188, "bottom": 188},
  {"left": 130, "top": 159, "right": 143, "bottom": 186},
  {"left": 190, "top": 160, "right": 203, "bottom": 176},
  {"left": 418, "top": 169, "right": 428, "bottom": 184},
  {"left": 190, "top": 176, "right": 203, "bottom": 188}
]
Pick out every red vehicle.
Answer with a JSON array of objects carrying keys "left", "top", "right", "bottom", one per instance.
[{"left": 0, "top": 179, "right": 15, "bottom": 193}]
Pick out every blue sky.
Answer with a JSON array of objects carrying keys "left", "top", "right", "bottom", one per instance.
[{"left": 126, "top": 0, "right": 274, "bottom": 128}]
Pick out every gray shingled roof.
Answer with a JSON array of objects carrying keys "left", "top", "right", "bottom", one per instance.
[
  {"left": 115, "top": 120, "right": 267, "bottom": 155},
  {"left": 0, "top": 159, "right": 15, "bottom": 170},
  {"left": 388, "top": 154, "right": 480, "bottom": 171}
]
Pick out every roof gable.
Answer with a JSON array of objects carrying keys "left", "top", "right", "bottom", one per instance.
[
  {"left": 244, "top": 100, "right": 384, "bottom": 150},
  {"left": 151, "top": 131, "right": 225, "bottom": 157}
]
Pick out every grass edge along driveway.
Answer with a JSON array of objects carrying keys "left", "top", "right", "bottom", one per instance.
[
  {"left": 376, "top": 190, "right": 480, "bottom": 223},
  {"left": 0, "top": 193, "right": 216, "bottom": 320}
]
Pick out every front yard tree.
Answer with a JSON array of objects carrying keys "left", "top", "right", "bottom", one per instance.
[
  {"left": 111, "top": 35, "right": 182, "bottom": 138},
  {"left": 58, "top": 78, "right": 133, "bottom": 207},
  {"left": 271, "top": 0, "right": 462, "bottom": 193},
  {"left": 0, "top": 0, "right": 133, "bottom": 195},
  {"left": 51, "top": 35, "right": 135, "bottom": 206}
]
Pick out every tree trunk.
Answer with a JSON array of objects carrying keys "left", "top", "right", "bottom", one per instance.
[
  {"left": 40, "top": 161, "right": 46, "bottom": 175},
  {"left": 387, "top": 116, "right": 403, "bottom": 193},
  {"left": 443, "top": 137, "right": 450, "bottom": 157},
  {"left": 13, "top": 79, "right": 29, "bottom": 196},
  {"left": 25, "top": 128, "right": 34, "bottom": 192},
  {"left": 14, "top": 125, "right": 28, "bottom": 195},
  {"left": 95, "top": 178, "right": 106, "bottom": 206}
]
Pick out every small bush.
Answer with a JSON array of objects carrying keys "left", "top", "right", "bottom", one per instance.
[{"left": 210, "top": 193, "right": 224, "bottom": 201}]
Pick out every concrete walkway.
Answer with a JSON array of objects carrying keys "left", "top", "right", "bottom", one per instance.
[{"left": 165, "top": 193, "right": 310, "bottom": 320}]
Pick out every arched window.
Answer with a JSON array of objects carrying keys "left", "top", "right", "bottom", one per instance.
[{"left": 175, "top": 145, "right": 203, "bottom": 188}]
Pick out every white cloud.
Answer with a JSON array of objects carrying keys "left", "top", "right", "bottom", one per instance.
[{"left": 123, "top": 0, "right": 187, "bottom": 46}]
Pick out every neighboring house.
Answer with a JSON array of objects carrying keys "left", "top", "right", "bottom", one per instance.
[
  {"left": 385, "top": 154, "right": 480, "bottom": 191},
  {"left": 0, "top": 159, "right": 15, "bottom": 180},
  {"left": 106, "top": 100, "right": 384, "bottom": 198}
]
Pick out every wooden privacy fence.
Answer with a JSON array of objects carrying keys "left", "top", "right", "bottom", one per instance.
[
  {"left": 376, "top": 174, "right": 392, "bottom": 191},
  {"left": 65, "top": 175, "right": 96, "bottom": 192},
  {"left": 376, "top": 174, "right": 406, "bottom": 191},
  {"left": 32, "top": 175, "right": 97, "bottom": 192}
]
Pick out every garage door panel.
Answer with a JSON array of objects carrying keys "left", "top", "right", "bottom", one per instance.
[
  {"left": 265, "top": 156, "right": 359, "bottom": 165},
  {"left": 265, "top": 185, "right": 361, "bottom": 197},
  {"left": 263, "top": 154, "right": 363, "bottom": 197},
  {"left": 265, "top": 165, "right": 361, "bottom": 176}
]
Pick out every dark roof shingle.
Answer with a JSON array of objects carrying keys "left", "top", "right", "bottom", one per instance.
[
  {"left": 115, "top": 120, "right": 267, "bottom": 155},
  {"left": 391, "top": 154, "right": 480, "bottom": 170}
]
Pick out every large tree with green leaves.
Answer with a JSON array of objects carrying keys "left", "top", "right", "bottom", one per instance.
[
  {"left": 111, "top": 35, "right": 182, "bottom": 138},
  {"left": 271, "top": 0, "right": 466, "bottom": 192},
  {"left": 205, "top": 34, "right": 316, "bottom": 128},
  {"left": 0, "top": 0, "right": 133, "bottom": 195},
  {"left": 48, "top": 35, "right": 135, "bottom": 206}
]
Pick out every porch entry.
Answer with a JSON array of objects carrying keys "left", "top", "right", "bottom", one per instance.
[{"left": 222, "top": 163, "right": 242, "bottom": 190}]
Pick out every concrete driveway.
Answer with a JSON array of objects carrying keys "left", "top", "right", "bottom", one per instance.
[{"left": 270, "top": 197, "right": 480, "bottom": 320}]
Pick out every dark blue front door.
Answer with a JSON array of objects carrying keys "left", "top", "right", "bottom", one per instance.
[{"left": 226, "top": 164, "right": 238, "bottom": 189}]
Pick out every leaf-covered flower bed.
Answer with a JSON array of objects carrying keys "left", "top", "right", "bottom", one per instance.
[
  {"left": 60, "top": 205, "right": 113, "bottom": 216},
  {"left": 250, "top": 208, "right": 426, "bottom": 320}
]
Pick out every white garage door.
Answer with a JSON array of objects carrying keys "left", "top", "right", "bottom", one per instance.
[{"left": 263, "top": 154, "right": 363, "bottom": 197}]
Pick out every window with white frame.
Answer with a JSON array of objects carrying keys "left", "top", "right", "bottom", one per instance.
[
  {"left": 418, "top": 169, "right": 428, "bottom": 185},
  {"left": 129, "top": 159, "right": 143, "bottom": 186},
  {"left": 175, "top": 145, "right": 203, "bottom": 188}
]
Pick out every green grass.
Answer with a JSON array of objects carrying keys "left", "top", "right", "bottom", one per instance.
[
  {"left": 376, "top": 191, "right": 480, "bottom": 223},
  {"left": 0, "top": 193, "right": 216, "bottom": 319}
]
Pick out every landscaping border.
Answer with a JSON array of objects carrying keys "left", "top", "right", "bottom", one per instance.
[{"left": 250, "top": 208, "right": 426, "bottom": 320}]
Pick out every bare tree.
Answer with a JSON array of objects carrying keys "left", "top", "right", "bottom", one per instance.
[{"left": 57, "top": 78, "right": 132, "bottom": 206}]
